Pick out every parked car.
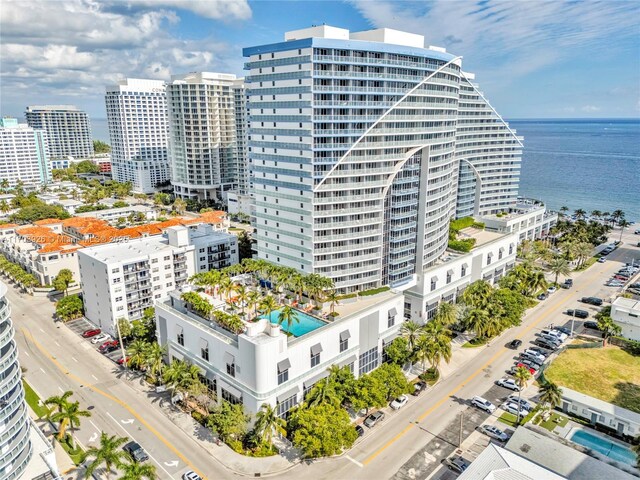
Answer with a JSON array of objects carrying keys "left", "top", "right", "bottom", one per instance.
[
  {"left": 117, "top": 356, "right": 130, "bottom": 365},
  {"left": 413, "top": 381, "right": 427, "bottom": 396},
  {"left": 597, "top": 257, "right": 607, "bottom": 263},
  {"left": 507, "top": 395, "right": 533, "bottom": 411},
  {"left": 539, "top": 333, "right": 563, "bottom": 346},
  {"left": 537, "top": 293, "right": 547, "bottom": 300},
  {"left": 584, "top": 321, "right": 600, "bottom": 330},
  {"left": 82, "top": 328, "right": 101, "bottom": 338},
  {"left": 443, "top": 456, "right": 470, "bottom": 474},
  {"left": 496, "top": 378, "right": 521, "bottom": 391},
  {"left": 564, "top": 279, "right": 574, "bottom": 287},
  {"left": 554, "top": 326, "right": 572, "bottom": 336},
  {"left": 534, "top": 338, "right": 559, "bottom": 350},
  {"left": 364, "top": 411, "right": 385, "bottom": 428},
  {"left": 123, "top": 441, "right": 148, "bottom": 462},
  {"left": 99, "top": 340, "right": 119, "bottom": 353},
  {"left": 507, "top": 339, "right": 522, "bottom": 349},
  {"left": 523, "top": 349, "right": 546, "bottom": 363},
  {"left": 355, "top": 425, "right": 365, "bottom": 437},
  {"left": 510, "top": 363, "right": 536, "bottom": 375},
  {"left": 540, "top": 329, "right": 567, "bottom": 342},
  {"left": 519, "top": 359, "right": 541, "bottom": 373},
  {"left": 478, "top": 424, "right": 510, "bottom": 442},
  {"left": 91, "top": 333, "right": 110, "bottom": 344},
  {"left": 566, "top": 309, "right": 589, "bottom": 319},
  {"left": 182, "top": 472, "right": 202, "bottom": 480},
  {"left": 471, "top": 396, "right": 496, "bottom": 414},
  {"left": 547, "top": 286, "right": 557, "bottom": 294},
  {"left": 503, "top": 402, "right": 529, "bottom": 417},
  {"left": 390, "top": 395, "right": 408, "bottom": 410},
  {"left": 521, "top": 353, "right": 544, "bottom": 367},
  {"left": 580, "top": 297, "right": 603, "bottom": 306}
]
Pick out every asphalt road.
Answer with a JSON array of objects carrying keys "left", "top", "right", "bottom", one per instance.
[{"left": 11, "top": 228, "right": 639, "bottom": 480}]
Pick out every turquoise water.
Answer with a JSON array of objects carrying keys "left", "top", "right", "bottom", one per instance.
[
  {"left": 568, "top": 429, "right": 637, "bottom": 466},
  {"left": 260, "top": 309, "right": 326, "bottom": 337}
]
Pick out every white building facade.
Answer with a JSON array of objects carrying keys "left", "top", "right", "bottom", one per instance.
[
  {"left": 105, "top": 79, "right": 170, "bottom": 193},
  {"left": 611, "top": 297, "right": 640, "bottom": 341},
  {"left": 0, "top": 118, "right": 51, "bottom": 186},
  {"left": 244, "top": 26, "right": 523, "bottom": 293},
  {"left": 481, "top": 198, "right": 558, "bottom": 242},
  {"left": 156, "top": 289, "right": 404, "bottom": 416},
  {"left": 25, "top": 105, "right": 92, "bottom": 160},
  {"left": 167, "top": 73, "right": 249, "bottom": 202}
]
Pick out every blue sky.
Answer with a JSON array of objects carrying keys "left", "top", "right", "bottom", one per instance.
[{"left": 1, "top": 0, "right": 639, "bottom": 121}]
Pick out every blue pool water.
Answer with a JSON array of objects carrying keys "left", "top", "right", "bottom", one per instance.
[
  {"left": 568, "top": 429, "right": 637, "bottom": 466},
  {"left": 260, "top": 309, "right": 326, "bottom": 337}
]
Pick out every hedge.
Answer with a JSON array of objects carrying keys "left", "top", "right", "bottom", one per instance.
[{"left": 448, "top": 238, "right": 476, "bottom": 252}]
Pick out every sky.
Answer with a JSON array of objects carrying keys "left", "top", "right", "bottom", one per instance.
[{"left": 1, "top": 0, "right": 639, "bottom": 124}]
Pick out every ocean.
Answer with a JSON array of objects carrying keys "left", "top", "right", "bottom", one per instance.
[{"left": 91, "top": 117, "right": 640, "bottom": 221}]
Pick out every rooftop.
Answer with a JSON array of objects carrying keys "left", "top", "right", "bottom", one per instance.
[
  {"left": 612, "top": 296, "right": 640, "bottom": 312},
  {"left": 80, "top": 234, "right": 181, "bottom": 263},
  {"left": 561, "top": 387, "right": 640, "bottom": 425},
  {"left": 459, "top": 227, "right": 507, "bottom": 248}
]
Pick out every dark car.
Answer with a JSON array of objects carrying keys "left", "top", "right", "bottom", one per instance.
[
  {"left": 564, "top": 278, "right": 574, "bottom": 286},
  {"left": 584, "top": 321, "right": 600, "bottom": 330},
  {"left": 123, "top": 441, "right": 149, "bottom": 462},
  {"left": 566, "top": 309, "right": 589, "bottom": 319},
  {"left": 580, "top": 297, "right": 603, "bottom": 306},
  {"left": 554, "top": 326, "right": 572, "bottom": 336},
  {"left": 364, "top": 411, "right": 385, "bottom": 428},
  {"left": 508, "top": 339, "right": 522, "bottom": 349},
  {"left": 443, "top": 456, "right": 470, "bottom": 474},
  {"left": 412, "top": 381, "right": 427, "bottom": 396},
  {"left": 355, "top": 425, "right": 365, "bottom": 437},
  {"left": 82, "top": 328, "right": 101, "bottom": 338},
  {"left": 537, "top": 293, "right": 547, "bottom": 300}
]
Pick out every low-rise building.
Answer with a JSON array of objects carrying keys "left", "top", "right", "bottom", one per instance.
[
  {"left": 156, "top": 288, "right": 404, "bottom": 416},
  {"left": 190, "top": 223, "right": 239, "bottom": 273},
  {"left": 480, "top": 198, "right": 558, "bottom": 242},
  {"left": 611, "top": 297, "right": 640, "bottom": 341},
  {"left": 559, "top": 387, "right": 640, "bottom": 438},
  {"left": 76, "top": 204, "right": 157, "bottom": 224},
  {"left": 405, "top": 228, "right": 518, "bottom": 323},
  {"left": 226, "top": 191, "right": 253, "bottom": 216}
]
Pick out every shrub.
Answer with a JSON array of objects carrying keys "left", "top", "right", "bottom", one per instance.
[
  {"left": 471, "top": 221, "right": 485, "bottom": 229},
  {"left": 448, "top": 238, "right": 476, "bottom": 252},
  {"left": 358, "top": 286, "right": 390, "bottom": 297},
  {"left": 449, "top": 216, "right": 475, "bottom": 233}
]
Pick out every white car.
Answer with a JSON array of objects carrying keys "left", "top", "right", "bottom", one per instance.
[
  {"left": 547, "top": 286, "right": 557, "bottom": 294},
  {"left": 503, "top": 402, "right": 528, "bottom": 417},
  {"left": 471, "top": 396, "right": 496, "bottom": 414},
  {"left": 478, "top": 424, "right": 510, "bottom": 442},
  {"left": 507, "top": 395, "right": 533, "bottom": 411},
  {"left": 390, "top": 395, "right": 408, "bottom": 410},
  {"left": 597, "top": 257, "right": 607, "bottom": 263},
  {"left": 182, "top": 472, "right": 202, "bottom": 480},
  {"left": 522, "top": 349, "right": 545, "bottom": 364},
  {"left": 496, "top": 378, "right": 521, "bottom": 391},
  {"left": 91, "top": 333, "right": 110, "bottom": 344}
]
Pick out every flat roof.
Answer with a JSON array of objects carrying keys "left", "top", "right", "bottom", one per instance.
[
  {"left": 459, "top": 227, "right": 507, "bottom": 248},
  {"left": 561, "top": 387, "right": 640, "bottom": 425},
  {"left": 612, "top": 296, "right": 640, "bottom": 312},
  {"left": 80, "top": 235, "right": 174, "bottom": 263}
]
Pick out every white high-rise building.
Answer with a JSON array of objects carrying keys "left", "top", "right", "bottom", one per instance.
[
  {"left": 244, "top": 26, "right": 522, "bottom": 294},
  {"left": 105, "top": 79, "right": 170, "bottom": 193},
  {"left": 25, "top": 105, "right": 92, "bottom": 159},
  {"left": 0, "top": 117, "right": 51, "bottom": 186},
  {"left": 167, "top": 72, "right": 249, "bottom": 202}
]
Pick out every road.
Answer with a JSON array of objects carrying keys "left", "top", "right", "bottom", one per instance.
[{"left": 11, "top": 228, "right": 639, "bottom": 480}]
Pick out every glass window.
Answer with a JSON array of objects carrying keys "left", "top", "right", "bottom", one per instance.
[
  {"left": 310, "top": 351, "right": 320, "bottom": 368},
  {"left": 359, "top": 347, "right": 379, "bottom": 375},
  {"left": 340, "top": 337, "right": 348, "bottom": 352},
  {"left": 201, "top": 346, "right": 209, "bottom": 361},
  {"left": 177, "top": 332, "right": 184, "bottom": 346},
  {"left": 226, "top": 363, "right": 235, "bottom": 377},
  {"left": 278, "top": 369, "right": 288, "bottom": 385},
  {"left": 277, "top": 394, "right": 297, "bottom": 420},
  {"left": 221, "top": 389, "right": 241, "bottom": 405},
  {"left": 387, "top": 314, "right": 395, "bottom": 328}
]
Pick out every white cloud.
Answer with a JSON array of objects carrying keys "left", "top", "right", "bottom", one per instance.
[
  {"left": 131, "top": 0, "right": 252, "bottom": 21},
  {"left": 581, "top": 105, "right": 601, "bottom": 113}
]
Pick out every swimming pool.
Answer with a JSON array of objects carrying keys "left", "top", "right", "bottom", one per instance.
[
  {"left": 568, "top": 428, "right": 637, "bottom": 466},
  {"left": 260, "top": 309, "right": 327, "bottom": 337}
]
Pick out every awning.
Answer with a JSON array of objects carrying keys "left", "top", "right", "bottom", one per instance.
[
  {"left": 199, "top": 338, "right": 208, "bottom": 350},
  {"left": 339, "top": 330, "right": 351, "bottom": 341},
  {"left": 304, "top": 369, "right": 329, "bottom": 388},
  {"left": 499, "top": 247, "right": 505, "bottom": 252},
  {"left": 338, "top": 355, "right": 357, "bottom": 368},
  {"left": 277, "top": 387, "right": 299, "bottom": 403},
  {"left": 487, "top": 252, "right": 494, "bottom": 257},
  {"left": 431, "top": 276, "right": 438, "bottom": 282},
  {"left": 447, "top": 269, "right": 454, "bottom": 276},
  {"left": 388, "top": 307, "right": 397, "bottom": 317},
  {"left": 219, "top": 381, "right": 242, "bottom": 399},
  {"left": 175, "top": 325, "right": 183, "bottom": 335},
  {"left": 223, "top": 352, "right": 235, "bottom": 365},
  {"left": 277, "top": 358, "right": 291, "bottom": 373},
  {"left": 310, "top": 343, "right": 323, "bottom": 355},
  {"left": 462, "top": 263, "right": 469, "bottom": 269}
]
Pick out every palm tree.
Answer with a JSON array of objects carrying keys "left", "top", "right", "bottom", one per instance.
[
  {"left": 259, "top": 294, "right": 279, "bottom": 320},
  {"left": 619, "top": 219, "right": 630, "bottom": 242},
  {"left": 0, "top": 200, "right": 9, "bottom": 214},
  {"left": 143, "top": 342, "right": 166, "bottom": 384},
  {"left": 575, "top": 241, "right": 593, "bottom": 268},
  {"left": 254, "top": 403, "right": 286, "bottom": 444},
  {"left": 235, "top": 284, "right": 249, "bottom": 316},
  {"left": 462, "top": 280, "right": 493, "bottom": 309},
  {"left": 247, "top": 290, "right": 261, "bottom": 319},
  {"left": 400, "top": 321, "right": 423, "bottom": 352},
  {"left": 559, "top": 206, "right": 568, "bottom": 217},
  {"left": 574, "top": 208, "right": 586, "bottom": 220},
  {"left": 51, "top": 401, "right": 91, "bottom": 446},
  {"left": 435, "top": 302, "right": 457, "bottom": 327},
  {"left": 602, "top": 211, "right": 611, "bottom": 226},
  {"left": 596, "top": 315, "right": 622, "bottom": 346},
  {"left": 44, "top": 390, "right": 74, "bottom": 419},
  {"left": 513, "top": 366, "right": 532, "bottom": 424},
  {"left": 305, "top": 377, "right": 340, "bottom": 407},
  {"left": 417, "top": 321, "right": 452, "bottom": 375},
  {"left": 546, "top": 256, "right": 571, "bottom": 285},
  {"left": 466, "top": 308, "right": 490, "bottom": 339},
  {"left": 591, "top": 210, "right": 602, "bottom": 222},
  {"left": 83, "top": 432, "right": 129, "bottom": 479},
  {"left": 277, "top": 304, "right": 299, "bottom": 333},
  {"left": 323, "top": 289, "right": 340, "bottom": 314},
  {"left": 162, "top": 359, "right": 200, "bottom": 400},
  {"left": 217, "top": 275, "right": 233, "bottom": 301},
  {"left": 612, "top": 209, "right": 625, "bottom": 226},
  {"left": 126, "top": 339, "right": 149, "bottom": 370},
  {"left": 117, "top": 459, "right": 157, "bottom": 480},
  {"left": 538, "top": 381, "right": 563, "bottom": 412}
]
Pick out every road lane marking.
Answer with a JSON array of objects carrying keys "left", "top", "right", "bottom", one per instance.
[
  {"left": 71, "top": 356, "right": 78, "bottom": 363},
  {"left": 23, "top": 352, "right": 30, "bottom": 357},
  {"left": 39, "top": 328, "right": 45, "bottom": 333},
  {"left": 89, "top": 420, "right": 100, "bottom": 432},
  {"left": 58, "top": 386, "right": 64, "bottom": 393},
  {"left": 54, "top": 341, "right": 61, "bottom": 347},
  {"left": 39, "top": 368, "right": 45, "bottom": 374},
  {"left": 106, "top": 412, "right": 175, "bottom": 478},
  {"left": 362, "top": 292, "right": 573, "bottom": 466},
  {"left": 91, "top": 374, "right": 99, "bottom": 381},
  {"left": 121, "top": 419, "right": 134, "bottom": 424},
  {"left": 21, "top": 328, "right": 206, "bottom": 480},
  {"left": 345, "top": 455, "right": 364, "bottom": 468}
]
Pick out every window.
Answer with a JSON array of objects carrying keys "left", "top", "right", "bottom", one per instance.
[
  {"left": 430, "top": 279, "right": 437, "bottom": 291},
  {"left": 278, "top": 368, "right": 288, "bottom": 384},
  {"left": 340, "top": 335, "right": 349, "bottom": 352},
  {"left": 221, "top": 388, "right": 241, "bottom": 405},
  {"left": 359, "top": 347, "right": 379, "bottom": 375},
  {"left": 446, "top": 271, "right": 452, "bottom": 284},
  {"left": 461, "top": 264, "right": 467, "bottom": 276},
  {"left": 388, "top": 314, "right": 395, "bottom": 328},
  {"left": 177, "top": 331, "right": 184, "bottom": 346},
  {"left": 201, "top": 344, "right": 209, "bottom": 361},
  {"left": 277, "top": 394, "right": 297, "bottom": 420},
  {"left": 509, "top": 244, "right": 514, "bottom": 255},
  {"left": 226, "top": 362, "right": 236, "bottom": 377},
  {"left": 498, "top": 248, "right": 504, "bottom": 260},
  {"left": 115, "top": 296, "right": 122, "bottom": 302},
  {"left": 487, "top": 253, "right": 493, "bottom": 265},
  {"left": 310, "top": 351, "right": 320, "bottom": 367},
  {"left": 112, "top": 268, "right": 120, "bottom": 273}
]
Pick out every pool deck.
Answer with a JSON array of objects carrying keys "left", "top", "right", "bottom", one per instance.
[{"left": 329, "top": 290, "right": 398, "bottom": 319}]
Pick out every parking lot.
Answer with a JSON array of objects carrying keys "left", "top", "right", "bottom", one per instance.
[{"left": 66, "top": 317, "right": 125, "bottom": 363}]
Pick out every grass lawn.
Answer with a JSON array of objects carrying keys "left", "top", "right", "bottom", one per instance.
[
  {"left": 575, "top": 256, "right": 598, "bottom": 271},
  {"left": 462, "top": 337, "right": 489, "bottom": 348},
  {"left": 545, "top": 345, "right": 640, "bottom": 413},
  {"left": 23, "top": 380, "right": 50, "bottom": 418},
  {"left": 228, "top": 227, "right": 243, "bottom": 233},
  {"left": 535, "top": 412, "right": 569, "bottom": 432},
  {"left": 498, "top": 412, "right": 518, "bottom": 427}
]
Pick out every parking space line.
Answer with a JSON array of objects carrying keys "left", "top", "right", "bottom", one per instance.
[
  {"left": 71, "top": 356, "right": 78, "bottom": 363},
  {"left": 345, "top": 455, "right": 363, "bottom": 468},
  {"left": 91, "top": 374, "right": 99, "bottom": 381}
]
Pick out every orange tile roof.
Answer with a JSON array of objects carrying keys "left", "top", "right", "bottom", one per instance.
[
  {"left": 0, "top": 223, "right": 18, "bottom": 230},
  {"left": 16, "top": 225, "right": 79, "bottom": 254},
  {"left": 34, "top": 218, "right": 63, "bottom": 226}
]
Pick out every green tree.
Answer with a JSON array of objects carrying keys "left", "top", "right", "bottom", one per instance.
[
  {"left": 513, "top": 366, "right": 532, "bottom": 424},
  {"left": 254, "top": 403, "right": 286, "bottom": 444},
  {"left": 55, "top": 294, "right": 84, "bottom": 321},
  {"left": 323, "top": 289, "right": 340, "bottom": 314},
  {"left": 50, "top": 401, "right": 91, "bottom": 446},
  {"left": 290, "top": 404, "right": 357, "bottom": 458},
  {"left": 44, "top": 390, "right": 74, "bottom": 419},
  {"left": 524, "top": 270, "right": 548, "bottom": 296},
  {"left": 76, "top": 160, "right": 100, "bottom": 174},
  {"left": 207, "top": 401, "right": 249, "bottom": 442},
  {"left": 347, "top": 374, "right": 386, "bottom": 414},
  {"left": 462, "top": 280, "right": 494, "bottom": 309},
  {"left": 0, "top": 200, "right": 10, "bottom": 214},
  {"left": 237, "top": 231, "right": 253, "bottom": 261},
  {"left": 126, "top": 339, "right": 150, "bottom": 370},
  {"left": 93, "top": 140, "right": 111, "bottom": 153},
  {"left": 259, "top": 294, "right": 279, "bottom": 319},
  {"left": 619, "top": 219, "right": 630, "bottom": 242},
  {"left": 465, "top": 308, "right": 490, "bottom": 339},
  {"left": 546, "top": 256, "right": 571, "bottom": 285},
  {"left": 400, "top": 321, "right": 423, "bottom": 352},
  {"left": 305, "top": 377, "right": 340, "bottom": 408},
  {"left": 277, "top": 304, "right": 299, "bottom": 332},
  {"left": 596, "top": 314, "right": 621, "bottom": 346},
  {"left": 416, "top": 321, "right": 452, "bottom": 376},
  {"left": 10, "top": 203, "right": 70, "bottom": 223},
  {"left": 83, "top": 432, "right": 129, "bottom": 479},
  {"left": 383, "top": 337, "right": 412, "bottom": 367},
  {"left": 117, "top": 459, "right": 156, "bottom": 480},
  {"left": 172, "top": 198, "right": 187, "bottom": 215},
  {"left": 538, "top": 381, "right": 563, "bottom": 412},
  {"left": 117, "top": 318, "right": 132, "bottom": 340},
  {"left": 434, "top": 302, "right": 457, "bottom": 327},
  {"left": 143, "top": 342, "right": 166, "bottom": 384},
  {"left": 369, "top": 363, "right": 412, "bottom": 400}
]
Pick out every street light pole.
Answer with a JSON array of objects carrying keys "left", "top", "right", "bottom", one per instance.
[
  {"left": 570, "top": 311, "right": 576, "bottom": 338},
  {"left": 115, "top": 318, "right": 127, "bottom": 375}
]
